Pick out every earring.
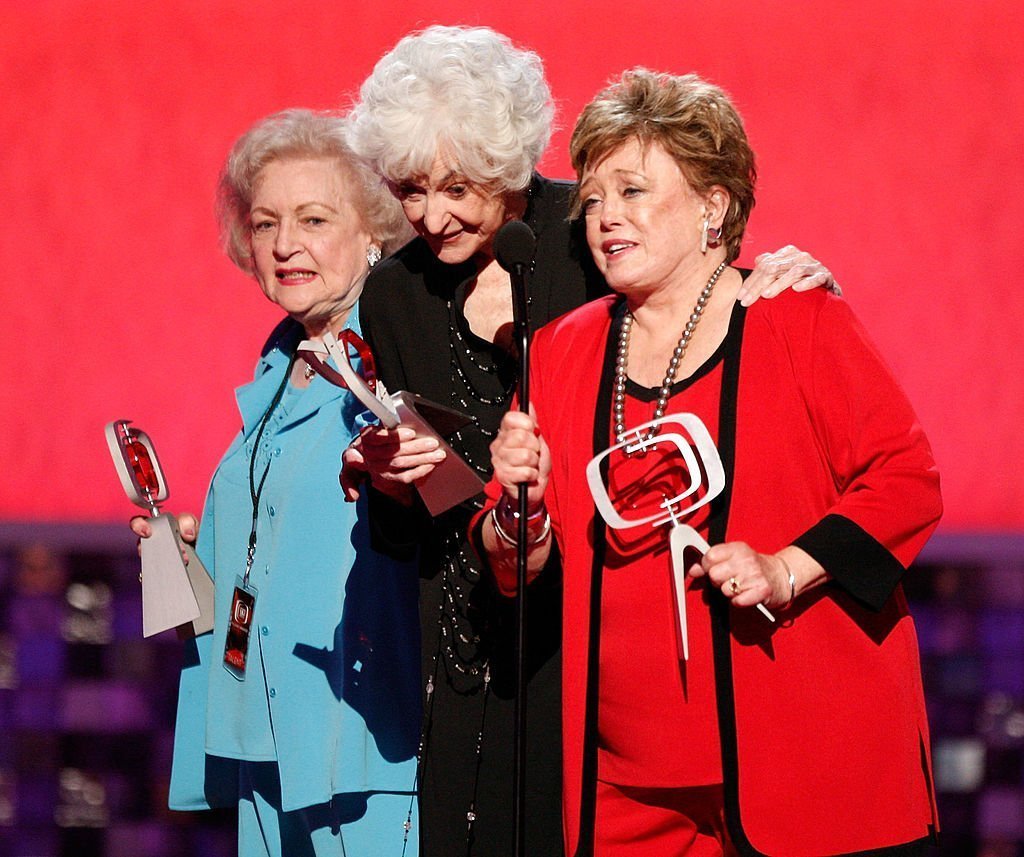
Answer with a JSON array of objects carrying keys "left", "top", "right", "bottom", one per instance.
[
  {"left": 707, "top": 226, "right": 723, "bottom": 246},
  {"left": 366, "top": 245, "right": 382, "bottom": 268},
  {"left": 701, "top": 218, "right": 710, "bottom": 254}
]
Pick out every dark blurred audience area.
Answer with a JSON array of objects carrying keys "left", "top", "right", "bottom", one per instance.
[{"left": 0, "top": 524, "right": 1021, "bottom": 856}]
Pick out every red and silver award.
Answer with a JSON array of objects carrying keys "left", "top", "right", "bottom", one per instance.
[{"left": 105, "top": 420, "right": 214, "bottom": 638}]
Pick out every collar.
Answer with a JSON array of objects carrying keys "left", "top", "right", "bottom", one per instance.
[{"left": 236, "top": 306, "right": 364, "bottom": 436}]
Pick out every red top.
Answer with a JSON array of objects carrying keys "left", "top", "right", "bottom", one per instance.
[{"left": 598, "top": 366, "right": 724, "bottom": 786}]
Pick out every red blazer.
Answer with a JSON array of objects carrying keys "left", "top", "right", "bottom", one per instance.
[{"left": 484, "top": 289, "right": 942, "bottom": 856}]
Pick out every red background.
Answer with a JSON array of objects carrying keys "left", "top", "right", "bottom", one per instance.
[{"left": 2, "top": 0, "right": 1021, "bottom": 530}]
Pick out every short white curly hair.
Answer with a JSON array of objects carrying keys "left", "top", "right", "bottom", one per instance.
[
  {"left": 347, "top": 25, "right": 554, "bottom": 192},
  {"left": 218, "top": 109, "right": 409, "bottom": 273}
]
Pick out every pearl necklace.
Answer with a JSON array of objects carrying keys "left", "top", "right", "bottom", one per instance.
[{"left": 613, "top": 260, "right": 728, "bottom": 445}]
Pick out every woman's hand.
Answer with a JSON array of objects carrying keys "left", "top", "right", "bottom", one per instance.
[
  {"left": 482, "top": 407, "right": 554, "bottom": 591},
  {"left": 689, "top": 541, "right": 791, "bottom": 610},
  {"left": 690, "top": 543, "right": 828, "bottom": 611},
  {"left": 129, "top": 513, "right": 198, "bottom": 560},
  {"left": 490, "top": 407, "right": 551, "bottom": 511},
  {"left": 737, "top": 245, "right": 839, "bottom": 306},
  {"left": 341, "top": 424, "right": 446, "bottom": 504}
]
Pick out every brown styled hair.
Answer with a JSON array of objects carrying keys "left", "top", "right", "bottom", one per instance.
[{"left": 570, "top": 69, "right": 756, "bottom": 262}]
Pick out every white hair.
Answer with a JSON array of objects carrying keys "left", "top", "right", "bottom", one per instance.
[
  {"left": 218, "top": 109, "right": 409, "bottom": 273},
  {"left": 347, "top": 25, "right": 554, "bottom": 192}
]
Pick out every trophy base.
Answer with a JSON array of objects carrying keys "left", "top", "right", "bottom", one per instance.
[
  {"left": 140, "top": 514, "right": 201, "bottom": 638},
  {"left": 392, "top": 391, "right": 486, "bottom": 516}
]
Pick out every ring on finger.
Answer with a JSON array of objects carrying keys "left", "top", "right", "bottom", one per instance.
[{"left": 728, "top": 577, "right": 740, "bottom": 595}]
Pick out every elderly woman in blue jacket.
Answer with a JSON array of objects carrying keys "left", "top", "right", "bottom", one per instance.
[{"left": 133, "top": 109, "right": 420, "bottom": 856}]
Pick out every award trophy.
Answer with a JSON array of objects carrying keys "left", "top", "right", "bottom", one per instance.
[
  {"left": 105, "top": 420, "right": 214, "bottom": 638},
  {"left": 298, "top": 330, "right": 485, "bottom": 516},
  {"left": 586, "top": 413, "right": 773, "bottom": 661}
]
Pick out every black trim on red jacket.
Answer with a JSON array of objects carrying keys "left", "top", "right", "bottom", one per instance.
[{"left": 793, "top": 514, "right": 907, "bottom": 611}]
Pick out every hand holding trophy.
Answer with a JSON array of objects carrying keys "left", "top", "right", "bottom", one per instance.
[
  {"left": 105, "top": 420, "right": 214, "bottom": 638},
  {"left": 299, "top": 329, "right": 484, "bottom": 516}
]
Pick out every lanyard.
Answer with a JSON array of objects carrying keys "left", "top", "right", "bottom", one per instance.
[{"left": 243, "top": 353, "right": 296, "bottom": 586}]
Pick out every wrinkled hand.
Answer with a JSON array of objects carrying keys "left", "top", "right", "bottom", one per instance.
[
  {"left": 129, "top": 512, "right": 197, "bottom": 561},
  {"left": 737, "top": 245, "right": 839, "bottom": 306},
  {"left": 490, "top": 407, "right": 550, "bottom": 510},
  {"left": 689, "top": 541, "right": 790, "bottom": 610},
  {"left": 341, "top": 424, "right": 446, "bottom": 504}
]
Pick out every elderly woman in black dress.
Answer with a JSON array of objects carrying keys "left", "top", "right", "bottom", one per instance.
[{"left": 342, "top": 25, "right": 836, "bottom": 857}]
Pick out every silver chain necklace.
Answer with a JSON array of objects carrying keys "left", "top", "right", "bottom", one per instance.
[{"left": 613, "top": 260, "right": 728, "bottom": 445}]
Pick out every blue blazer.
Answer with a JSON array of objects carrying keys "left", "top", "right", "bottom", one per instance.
[{"left": 168, "top": 312, "right": 420, "bottom": 813}]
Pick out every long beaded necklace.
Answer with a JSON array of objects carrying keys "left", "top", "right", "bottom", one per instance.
[
  {"left": 406, "top": 530, "right": 494, "bottom": 855},
  {"left": 613, "top": 260, "right": 728, "bottom": 445},
  {"left": 411, "top": 286, "right": 520, "bottom": 854},
  {"left": 446, "top": 297, "right": 517, "bottom": 477}
]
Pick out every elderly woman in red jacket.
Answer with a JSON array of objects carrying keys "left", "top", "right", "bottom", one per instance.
[{"left": 483, "top": 69, "right": 942, "bottom": 857}]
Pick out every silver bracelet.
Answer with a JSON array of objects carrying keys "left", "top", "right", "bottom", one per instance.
[
  {"left": 490, "top": 503, "right": 551, "bottom": 547},
  {"left": 778, "top": 554, "right": 796, "bottom": 609}
]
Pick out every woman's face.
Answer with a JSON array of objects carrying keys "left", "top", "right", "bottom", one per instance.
[
  {"left": 579, "top": 138, "right": 710, "bottom": 298},
  {"left": 391, "top": 156, "right": 512, "bottom": 267},
  {"left": 249, "top": 157, "right": 373, "bottom": 336}
]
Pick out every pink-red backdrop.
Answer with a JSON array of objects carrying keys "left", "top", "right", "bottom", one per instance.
[{"left": 2, "top": 0, "right": 1021, "bottom": 530}]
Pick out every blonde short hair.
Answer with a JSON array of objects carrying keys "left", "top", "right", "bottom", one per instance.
[
  {"left": 217, "top": 109, "right": 409, "bottom": 273},
  {"left": 570, "top": 69, "right": 756, "bottom": 262}
]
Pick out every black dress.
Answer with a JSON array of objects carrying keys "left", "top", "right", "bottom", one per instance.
[{"left": 360, "top": 175, "right": 605, "bottom": 857}]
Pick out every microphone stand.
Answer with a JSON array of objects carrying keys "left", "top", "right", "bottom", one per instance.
[
  {"left": 496, "top": 220, "right": 536, "bottom": 857},
  {"left": 511, "top": 261, "right": 531, "bottom": 857}
]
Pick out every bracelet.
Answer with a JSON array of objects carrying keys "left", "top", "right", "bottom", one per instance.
[
  {"left": 496, "top": 494, "right": 547, "bottom": 527},
  {"left": 778, "top": 554, "right": 797, "bottom": 609},
  {"left": 490, "top": 500, "right": 551, "bottom": 547}
]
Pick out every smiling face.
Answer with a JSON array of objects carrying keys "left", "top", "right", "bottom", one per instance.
[
  {"left": 580, "top": 138, "right": 717, "bottom": 299},
  {"left": 390, "top": 155, "right": 515, "bottom": 267},
  {"left": 249, "top": 157, "right": 374, "bottom": 337}
]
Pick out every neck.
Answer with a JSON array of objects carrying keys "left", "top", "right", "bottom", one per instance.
[
  {"left": 300, "top": 301, "right": 357, "bottom": 343},
  {"left": 628, "top": 253, "right": 732, "bottom": 329},
  {"left": 621, "top": 258, "right": 739, "bottom": 387}
]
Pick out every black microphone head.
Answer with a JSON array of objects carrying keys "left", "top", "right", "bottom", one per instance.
[{"left": 494, "top": 220, "right": 536, "bottom": 274}]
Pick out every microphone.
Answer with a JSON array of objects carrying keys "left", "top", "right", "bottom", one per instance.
[
  {"left": 494, "top": 220, "right": 536, "bottom": 276},
  {"left": 495, "top": 220, "right": 536, "bottom": 366}
]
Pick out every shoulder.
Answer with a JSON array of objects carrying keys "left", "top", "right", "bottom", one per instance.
[
  {"left": 360, "top": 237, "right": 443, "bottom": 331},
  {"left": 535, "top": 295, "right": 618, "bottom": 350},
  {"left": 744, "top": 286, "right": 851, "bottom": 339},
  {"left": 364, "top": 238, "right": 428, "bottom": 297},
  {"left": 257, "top": 317, "right": 303, "bottom": 362},
  {"left": 529, "top": 173, "right": 607, "bottom": 308},
  {"left": 530, "top": 174, "right": 575, "bottom": 211},
  {"left": 742, "top": 287, "right": 894, "bottom": 386},
  {"left": 528, "top": 174, "right": 574, "bottom": 241}
]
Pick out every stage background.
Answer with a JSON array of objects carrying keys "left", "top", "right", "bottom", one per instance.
[
  {"left": 1, "top": 0, "right": 1022, "bottom": 530},
  {"left": 2, "top": 3, "right": 1024, "bottom": 855}
]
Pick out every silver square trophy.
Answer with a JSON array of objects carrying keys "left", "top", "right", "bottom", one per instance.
[
  {"left": 105, "top": 420, "right": 214, "bottom": 638},
  {"left": 298, "top": 331, "right": 484, "bottom": 516}
]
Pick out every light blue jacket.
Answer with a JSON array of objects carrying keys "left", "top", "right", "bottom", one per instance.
[{"left": 168, "top": 314, "right": 420, "bottom": 813}]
